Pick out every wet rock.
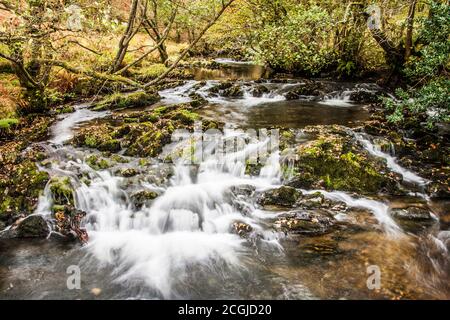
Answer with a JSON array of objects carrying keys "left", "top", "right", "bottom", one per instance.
[
  {"left": 349, "top": 90, "right": 381, "bottom": 104},
  {"left": 287, "top": 125, "right": 400, "bottom": 194},
  {"left": 221, "top": 84, "right": 244, "bottom": 98},
  {"left": 119, "top": 168, "right": 139, "bottom": 178},
  {"left": 85, "top": 154, "right": 111, "bottom": 170},
  {"left": 131, "top": 190, "right": 159, "bottom": 209},
  {"left": 230, "top": 185, "right": 256, "bottom": 197},
  {"left": 390, "top": 207, "right": 432, "bottom": 221},
  {"left": 49, "top": 176, "right": 74, "bottom": 206},
  {"left": 258, "top": 186, "right": 301, "bottom": 207},
  {"left": 428, "top": 182, "right": 450, "bottom": 199},
  {"left": 298, "top": 192, "right": 325, "bottom": 209},
  {"left": 16, "top": 215, "right": 49, "bottom": 238},
  {"left": 188, "top": 92, "right": 208, "bottom": 107},
  {"left": 208, "top": 81, "right": 233, "bottom": 94},
  {"left": 274, "top": 210, "right": 336, "bottom": 236},
  {"left": 232, "top": 221, "right": 253, "bottom": 238},
  {"left": 252, "top": 85, "right": 270, "bottom": 97},
  {"left": 284, "top": 83, "right": 323, "bottom": 100},
  {"left": 73, "top": 123, "right": 121, "bottom": 153}
]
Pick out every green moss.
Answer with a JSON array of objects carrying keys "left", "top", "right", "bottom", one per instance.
[
  {"left": 0, "top": 160, "right": 49, "bottom": 219},
  {"left": 92, "top": 91, "right": 160, "bottom": 111},
  {"left": 136, "top": 64, "right": 168, "bottom": 80},
  {"left": 0, "top": 118, "right": 19, "bottom": 129},
  {"left": 292, "top": 134, "right": 394, "bottom": 193},
  {"left": 111, "top": 154, "right": 129, "bottom": 163},
  {"left": 170, "top": 109, "right": 199, "bottom": 125},
  {"left": 86, "top": 155, "right": 111, "bottom": 170},
  {"left": 56, "top": 106, "right": 75, "bottom": 114},
  {"left": 49, "top": 176, "right": 74, "bottom": 206}
]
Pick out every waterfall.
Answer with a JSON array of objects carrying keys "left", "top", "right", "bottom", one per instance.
[
  {"left": 302, "top": 190, "right": 402, "bottom": 237},
  {"left": 353, "top": 132, "right": 427, "bottom": 186}
]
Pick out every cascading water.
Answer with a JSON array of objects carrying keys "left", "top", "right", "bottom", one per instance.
[
  {"left": 320, "top": 90, "right": 354, "bottom": 107},
  {"left": 302, "top": 190, "right": 401, "bottom": 236},
  {"left": 353, "top": 132, "right": 427, "bottom": 186},
  {"left": 3, "top": 72, "right": 447, "bottom": 300}
]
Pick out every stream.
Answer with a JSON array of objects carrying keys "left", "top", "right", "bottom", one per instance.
[{"left": 0, "top": 59, "right": 449, "bottom": 300}]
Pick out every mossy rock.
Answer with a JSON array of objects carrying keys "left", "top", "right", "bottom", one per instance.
[
  {"left": 209, "top": 81, "right": 234, "bottom": 94},
  {"left": 258, "top": 186, "right": 301, "bottom": 208},
  {"left": 131, "top": 190, "right": 159, "bottom": 209},
  {"left": 222, "top": 84, "right": 244, "bottom": 98},
  {"left": 85, "top": 154, "right": 111, "bottom": 170},
  {"left": 169, "top": 109, "right": 199, "bottom": 125},
  {"left": 55, "top": 105, "right": 75, "bottom": 114},
  {"left": 49, "top": 176, "right": 74, "bottom": 206},
  {"left": 252, "top": 85, "right": 270, "bottom": 97},
  {"left": 118, "top": 168, "right": 139, "bottom": 177},
  {"left": 73, "top": 124, "right": 121, "bottom": 152},
  {"left": 286, "top": 127, "right": 399, "bottom": 194},
  {"left": 92, "top": 91, "right": 160, "bottom": 111},
  {"left": 0, "top": 160, "right": 49, "bottom": 221}
]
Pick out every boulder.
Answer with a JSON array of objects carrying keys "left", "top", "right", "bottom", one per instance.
[
  {"left": 16, "top": 215, "right": 49, "bottom": 238},
  {"left": 258, "top": 186, "right": 301, "bottom": 207},
  {"left": 390, "top": 207, "right": 432, "bottom": 221},
  {"left": 131, "top": 190, "right": 159, "bottom": 209}
]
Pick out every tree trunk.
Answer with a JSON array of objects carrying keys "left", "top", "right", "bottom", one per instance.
[
  {"left": 405, "top": 0, "right": 417, "bottom": 61},
  {"left": 110, "top": 0, "right": 140, "bottom": 73}
]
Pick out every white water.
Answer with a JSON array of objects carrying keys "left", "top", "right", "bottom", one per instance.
[
  {"left": 302, "top": 190, "right": 402, "bottom": 236},
  {"left": 50, "top": 104, "right": 109, "bottom": 145},
  {"left": 159, "top": 80, "right": 287, "bottom": 107},
  {"left": 43, "top": 125, "right": 286, "bottom": 297},
  {"left": 319, "top": 90, "right": 354, "bottom": 107},
  {"left": 354, "top": 132, "right": 427, "bottom": 186},
  {"left": 215, "top": 58, "right": 256, "bottom": 65}
]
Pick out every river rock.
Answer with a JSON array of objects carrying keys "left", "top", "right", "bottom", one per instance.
[
  {"left": 119, "top": 168, "right": 139, "bottom": 178},
  {"left": 274, "top": 210, "right": 336, "bottom": 236},
  {"left": 16, "top": 215, "right": 49, "bottom": 238},
  {"left": 285, "top": 125, "right": 400, "bottom": 194},
  {"left": 258, "top": 186, "right": 301, "bottom": 207},
  {"left": 390, "top": 207, "right": 432, "bottom": 221},
  {"left": 349, "top": 89, "right": 381, "bottom": 103},
  {"left": 230, "top": 185, "right": 256, "bottom": 197},
  {"left": 221, "top": 84, "right": 244, "bottom": 98},
  {"left": 131, "top": 190, "right": 159, "bottom": 209},
  {"left": 232, "top": 221, "right": 253, "bottom": 238},
  {"left": 297, "top": 192, "right": 325, "bottom": 209},
  {"left": 284, "top": 83, "right": 323, "bottom": 100},
  {"left": 252, "top": 85, "right": 270, "bottom": 97},
  {"left": 208, "top": 81, "right": 233, "bottom": 94}
]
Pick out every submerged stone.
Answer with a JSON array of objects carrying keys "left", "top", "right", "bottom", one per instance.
[{"left": 274, "top": 210, "right": 336, "bottom": 236}]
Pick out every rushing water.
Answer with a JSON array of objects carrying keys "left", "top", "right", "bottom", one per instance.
[
  {"left": 1, "top": 60, "right": 449, "bottom": 300},
  {"left": 158, "top": 80, "right": 370, "bottom": 128}
]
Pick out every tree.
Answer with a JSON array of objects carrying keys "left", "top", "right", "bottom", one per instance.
[{"left": 0, "top": 0, "right": 66, "bottom": 113}]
